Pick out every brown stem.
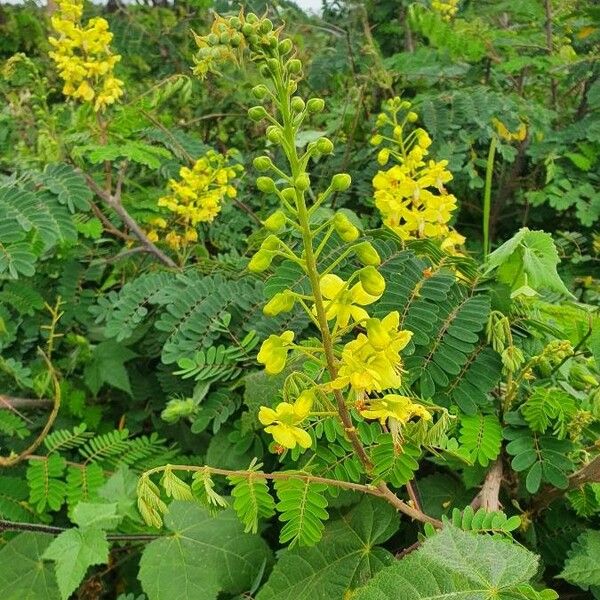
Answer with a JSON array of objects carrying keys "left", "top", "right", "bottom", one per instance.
[
  {"left": 0, "top": 395, "right": 53, "bottom": 410},
  {"left": 471, "top": 458, "right": 503, "bottom": 511}
]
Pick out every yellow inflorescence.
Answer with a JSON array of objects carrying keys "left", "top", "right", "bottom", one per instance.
[
  {"left": 431, "top": 0, "right": 459, "bottom": 21},
  {"left": 150, "top": 150, "right": 243, "bottom": 251},
  {"left": 492, "top": 118, "right": 528, "bottom": 143},
  {"left": 48, "top": 0, "right": 124, "bottom": 112},
  {"left": 371, "top": 97, "right": 465, "bottom": 254}
]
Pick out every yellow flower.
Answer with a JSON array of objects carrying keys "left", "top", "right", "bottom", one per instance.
[
  {"left": 332, "top": 312, "right": 412, "bottom": 393},
  {"left": 360, "top": 394, "right": 432, "bottom": 425},
  {"left": 257, "top": 331, "right": 295, "bottom": 375},
  {"left": 318, "top": 274, "right": 380, "bottom": 327},
  {"left": 258, "top": 393, "right": 313, "bottom": 449},
  {"left": 492, "top": 118, "right": 527, "bottom": 143}
]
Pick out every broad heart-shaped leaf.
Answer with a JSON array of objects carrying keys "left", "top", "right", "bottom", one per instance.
[
  {"left": 559, "top": 529, "right": 600, "bottom": 590},
  {"left": 84, "top": 340, "right": 136, "bottom": 396},
  {"left": 485, "top": 228, "right": 573, "bottom": 299},
  {"left": 256, "top": 497, "right": 399, "bottom": 600},
  {"left": 43, "top": 527, "right": 109, "bottom": 600},
  {"left": 138, "top": 501, "right": 272, "bottom": 600},
  {"left": 354, "top": 526, "right": 558, "bottom": 600},
  {"left": 0, "top": 533, "right": 60, "bottom": 600},
  {"left": 72, "top": 502, "right": 122, "bottom": 529}
]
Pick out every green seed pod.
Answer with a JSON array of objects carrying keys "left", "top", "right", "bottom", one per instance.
[
  {"left": 333, "top": 212, "right": 359, "bottom": 242},
  {"left": 248, "top": 249, "right": 273, "bottom": 272},
  {"left": 260, "top": 18, "right": 274, "bottom": 33},
  {"left": 263, "top": 291, "right": 295, "bottom": 316},
  {"left": 288, "top": 59, "right": 302, "bottom": 74},
  {"left": 278, "top": 38, "right": 293, "bottom": 55},
  {"left": 359, "top": 266, "right": 385, "bottom": 296},
  {"left": 256, "top": 176, "right": 276, "bottom": 193},
  {"left": 291, "top": 96, "right": 305, "bottom": 112},
  {"left": 263, "top": 210, "right": 286, "bottom": 232},
  {"left": 253, "top": 156, "right": 273, "bottom": 172},
  {"left": 331, "top": 173, "right": 351, "bottom": 192},
  {"left": 261, "top": 234, "right": 281, "bottom": 251},
  {"left": 266, "top": 126, "right": 283, "bottom": 144},
  {"left": 355, "top": 241, "right": 381, "bottom": 266},
  {"left": 316, "top": 137, "right": 334, "bottom": 154},
  {"left": 248, "top": 105, "right": 267, "bottom": 122},
  {"left": 306, "top": 98, "right": 325, "bottom": 113},
  {"left": 252, "top": 84, "right": 269, "bottom": 100},
  {"left": 294, "top": 173, "right": 310, "bottom": 191}
]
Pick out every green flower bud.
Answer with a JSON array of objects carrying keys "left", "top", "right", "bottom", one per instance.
[
  {"left": 248, "top": 105, "right": 267, "bottom": 122},
  {"left": 246, "top": 12, "right": 259, "bottom": 24},
  {"left": 266, "top": 126, "right": 283, "bottom": 144},
  {"left": 252, "top": 84, "right": 269, "bottom": 100},
  {"left": 219, "top": 32, "right": 230, "bottom": 45},
  {"left": 263, "top": 291, "right": 296, "bottom": 316},
  {"left": 230, "top": 33, "right": 242, "bottom": 47},
  {"left": 288, "top": 81, "right": 298, "bottom": 94},
  {"left": 256, "top": 176, "right": 276, "bottom": 192},
  {"left": 316, "top": 137, "right": 334, "bottom": 154},
  {"left": 253, "top": 156, "right": 273, "bottom": 172},
  {"left": 207, "top": 33, "right": 219, "bottom": 46},
  {"left": 306, "top": 98, "right": 325, "bottom": 113},
  {"left": 288, "top": 59, "right": 302, "bottom": 74},
  {"left": 393, "top": 125, "right": 403, "bottom": 140},
  {"left": 248, "top": 249, "right": 274, "bottom": 272},
  {"left": 294, "top": 173, "right": 310, "bottom": 191},
  {"left": 355, "top": 241, "right": 381, "bottom": 266},
  {"left": 377, "top": 148, "right": 390, "bottom": 165},
  {"left": 260, "top": 18, "right": 274, "bottom": 33},
  {"left": 261, "top": 234, "right": 281, "bottom": 251},
  {"left": 281, "top": 187, "right": 296, "bottom": 202},
  {"left": 359, "top": 266, "right": 385, "bottom": 296},
  {"left": 400, "top": 100, "right": 411, "bottom": 109},
  {"left": 263, "top": 210, "right": 286, "bottom": 232},
  {"left": 259, "top": 64, "right": 271, "bottom": 78},
  {"left": 370, "top": 134, "right": 383, "bottom": 146},
  {"left": 229, "top": 16, "right": 241, "bottom": 29},
  {"left": 407, "top": 111, "right": 418, "bottom": 122},
  {"left": 291, "top": 96, "right": 305, "bottom": 112},
  {"left": 278, "top": 38, "right": 293, "bottom": 55},
  {"left": 331, "top": 173, "right": 351, "bottom": 192},
  {"left": 161, "top": 397, "right": 197, "bottom": 424},
  {"left": 267, "top": 58, "right": 280, "bottom": 73},
  {"left": 333, "top": 212, "right": 359, "bottom": 242},
  {"left": 242, "top": 23, "right": 254, "bottom": 36}
]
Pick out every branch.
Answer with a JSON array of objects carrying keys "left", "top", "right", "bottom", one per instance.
[
  {"left": 0, "top": 350, "right": 61, "bottom": 467},
  {"left": 143, "top": 464, "right": 442, "bottom": 527},
  {"left": 0, "top": 395, "right": 53, "bottom": 410},
  {"left": 81, "top": 170, "right": 178, "bottom": 269},
  {"left": 471, "top": 458, "right": 503, "bottom": 511}
]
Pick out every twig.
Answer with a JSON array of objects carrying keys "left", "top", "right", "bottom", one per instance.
[
  {"left": 0, "top": 395, "right": 53, "bottom": 410},
  {"left": 471, "top": 458, "right": 503, "bottom": 511},
  {"left": 81, "top": 170, "right": 178, "bottom": 269}
]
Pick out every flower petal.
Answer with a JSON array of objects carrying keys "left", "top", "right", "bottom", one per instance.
[
  {"left": 319, "top": 274, "right": 345, "bottom": 299},
  {"left": 258, "top": 406, "right": 278, "bottom": 425}
]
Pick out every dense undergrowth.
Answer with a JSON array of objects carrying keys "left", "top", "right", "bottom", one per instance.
[{"left": 0, "top": 1, "right": 599, "bottom": 599}]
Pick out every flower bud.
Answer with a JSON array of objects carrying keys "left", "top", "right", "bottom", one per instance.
[
  {"left": 261, "top": 234, "right": 281, "bottom": 251},
  {"left": 263, "top": 291, "right": 296, "bottom": 316},
  {"left": 281, "top": 187, "right": 296, "bottom": 202},
  {"left": 246, "top": 12, "right": 259, "bottom": 24},
  {"left": 259, "top": 18, "right": 274, "bottom": 33},
  {"left": 248, "top": 105, "right": 267, "bottom": 122},
  {"left": 501, "top": 346, "right": 525, "bottom": 374},
  {"left": 291, "top": 96, "right": 305, "bottom": 112},
  {"left": 407, "top": 111, "right": 418, "bottom": 122},
  {"left": 331, "top": 173, "right": 351, "bottom": 192},
  {"left": 393, "top": 125, "right": 403, "bottom": 140},
  {"left": 207, "top": 33, "right": 219, "bottom": 46},
  {"left": 259, "top": 64, "right": 271, "bottom": 78},
  {"left": 267, "top": 58, "right": 280, "bottom": 73},
  {"left": 333, "top": 212, "right": 359, "bottom": 242},
  {"left": 377, "top": 148, "right": 390, "bottom": 165},
  {"left": 241, "top": 23, "right": 254, "bottom": 36},
  {"left": 219, "top": 32, "right": 230, "bottom": 45},
  {"left": 316, "top": 137, "right": 334, "bottom": 154},
  {"left": 253, "top": 156, "right": 272, "bottom": 172},
  {"left": 366, "top": 318, "right": 390, "bottom": 351},
  {"left": 294, "top": 173, "right": 310, "bottom": 191},
  {"left": 248, "top": 249, "right": 274, "bottom": 272},
  {"left": 288, "top": 59, "right": 302, "bottom": 74},
  {"left": 288, "top": 80, "right": 298, "bottom": 94},
  {"left": 256, "top": 176, "right": 276, "bottom": 192},
  {"left": 306, "top": 98, "right": 325, "bottom": 113},
  {"left": 230, "top": 33, "right": 242, "bottom": 47},
  {"left": 266, "top": 126, "right": 283, "bottom": 144},
  {"left": 370, "top": 134, "right": 383, "bottom": 145},
  {"left": 278, "top": 38, "right": 293, "bottom": 55},
  {"left": 400, "top": 100, "right": 411, "bottom": 109},
  {"left": 229, "top": 16, "right": 241, "bottom": 29},
  {"left": 252, "top": 84, "right": 269, "bottom": 100},
  {"left": 263, "top": 210, "right": 286, "bottom": 232},
  {"left": 359, "top": 266, "right": 385, "bottom": 296},
  {"left": 355, "top": 241, "right": 381, "bottom": 266}
]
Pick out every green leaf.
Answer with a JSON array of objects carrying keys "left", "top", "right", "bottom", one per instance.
[
  {"left": 560, "top": 530, "right": 600, "bottom": 590},
  {"left": 257, "top": 498, "right": 399, "bottom": 600},
  {"left": 485, "top": 228, "right": 573, "bottom": 299},
  {"left": 0, "top": 533, "right": 60, "bottom": 600},
  {"left": 138, "top": 501, "right": 272, "bottom": 600},
  {"left": 354, "top": 526, "right": 558, "bottom": 599},
  {"left": 43, "top": 527, "right": 109, "bottom": 600},
  {"left": 84, "top": 340, "right": 136, "bottom": 396},
  {"left": 459, "top": 414, "right": 502, "bottom": 467},
  {"left": 81, "top": 142, "right": 172, "bottom": 169},
  {"left": 38, "top": 164, "right": 92, "bottom": 212},
  {"left": 228, "top": 472, "right": 276, "bottom": 534},
  {"left": 72, "top": 502, "right": 122, "bottom": 529}
]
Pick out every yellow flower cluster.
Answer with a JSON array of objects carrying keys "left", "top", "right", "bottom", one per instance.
[
  {"left": 149, "top": 150, "right": 242, "bottom": 251},
  {"left": 371, "top": 97, "right": 465, "bottom": 254},
  {"left": 431, "top": 0, "right": 459, "bottom": 21},
  {"left": 492, "top": 118, "right": 528, "bottom": 143},
  {"left": 48, "top": 0, "right": 123, "bottom": 112}
]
